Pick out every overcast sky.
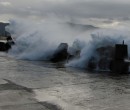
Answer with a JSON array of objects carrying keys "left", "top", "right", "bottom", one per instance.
[{"left": 0, "top": 0, "right": 130, "bottom": 28}]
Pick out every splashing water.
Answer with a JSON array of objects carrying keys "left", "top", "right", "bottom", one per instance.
[
  {"left": 67, "top": 29, "right": 130, "bottom": 69},
  {"left": 5, "top": 19, "right": 130, "bottom": 69},
  {"left": 6, "top": 19, "right": 93, "bottom": 60}
]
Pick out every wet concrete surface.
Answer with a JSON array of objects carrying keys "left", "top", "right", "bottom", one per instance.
[
  {"left": 0, "top": 79, "right": 52, "bottom": 110},
  {"left": 0, "top": 56, "right": 130, "bottom": 110},
  {"left": 0, "top": 56, "right": 64, "bottom": 110}
]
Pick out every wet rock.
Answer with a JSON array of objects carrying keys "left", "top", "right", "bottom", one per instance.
[
  {"left": 110, "top": 44, "right": 129, "bottom": 74},
  {"left": 88, "top": 57, "right": 97, "bottom": 70},
  {"left": 0, "top": 42, "right": 8, "bottom": 51},
  {"left": 88, "top": 46, "right": 114, "bottom": 70},
  {"left": 5, "top": 41, "right": 14, "bottom": 51},
  {"left": 96, "top": 46, "right": 114, "bottom": 58},
  {"left": 6, "top": 36, "right": 15, "bottom": 46},
  {"left": 7, "top": 36, "right": 12, "bottom": 41},
  {"left": 0, "top": 41, "right": 13, "bottom": 52},
  {"left": 98, "top": 57, "right": 112, "bottom": 70},
  {"left": 0, "top": 36, "right": 15, "bottom": 52},
  {"left": 51, "top": 43, "right": 69, "bottom": 62}
]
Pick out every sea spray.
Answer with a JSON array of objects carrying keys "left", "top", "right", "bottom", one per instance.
[
  {"left": 5, "top": 19, "right": 94, "bottom": 60},
  {"left": 68, "top": 39, "right": 86, "bottom": 56},
  {"left": 6, "top": 20, "right": 57, "bottom": 60},
  {"left": 67, "top": 29, "right": 130, "bottom": 69},
  {"left": 5, "top": 19, "right": 130, "bottom": 70}
]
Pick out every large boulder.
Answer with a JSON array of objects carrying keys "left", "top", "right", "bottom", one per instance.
[
  {"left": 110, "top": 44, "right": 129, "bottom": 74},
  {"left": 51, "top": 43, "right": 69, "bottom": 62},
  {"left": 0, "top": 41, "right": 13, "bottom": 51},
  {"left": 0, "top": 36, "right": 15, "bottom": 52},
  {"left": 87, "top": 46, "right": 115, "bottom": 70}
]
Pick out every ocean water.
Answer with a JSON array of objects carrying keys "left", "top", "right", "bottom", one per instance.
[
  {"left": 0, "top": 53, "right": 130, "bottom": 110},
  {"left": 1, "top": 19, "right": 130, "bottom": 109},
  {"left": 6, "top": 19, "right": 130, "bottom": 69}
]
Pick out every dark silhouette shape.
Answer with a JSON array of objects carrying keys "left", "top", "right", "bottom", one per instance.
[
  {"left": 0, "top": 36, "right": 15, "bottom": 52},
  {"left": 87, "top": 46, "right": 114, "bottom": 70},
  {"left": 87, "top": 41, "right": 129, "bottom": 73},
  {"left": 51, "top": 43, "right": 69, "bottom": 62},
  {"left": 110, "top": 42, "right": 129, "bottom": 74}
]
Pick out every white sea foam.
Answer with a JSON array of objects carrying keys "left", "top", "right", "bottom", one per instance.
[
  {"left": 67, "top": 29, "right": 130, "bottom": 69},
  {"left": 5, "top": 19, "right": 130, "bottom": 69},
  {"left": 6, "top": 19, "right": 92, "bottom": 60}
]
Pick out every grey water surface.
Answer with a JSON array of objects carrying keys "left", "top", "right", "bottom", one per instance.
[{"left": 0, "top": 53, "right": 130, "bottom": 110}]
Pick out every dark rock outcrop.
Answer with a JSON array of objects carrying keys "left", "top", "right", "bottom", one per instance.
[
  {"left": 0, "top": 42, "right": 7, "bottom": 51},
  {"left": 87, "top": 46, "right": 115, "bottom": 70},
  {"left": 51, "top": 43, "right": 69, "bottom": 62},
  {"left": 110, "top": 44, "right": 129, "bottom": 74},
  {"left": 0, "top": 36, "right": 14, "bottom": 52},
  {"left": 87, "top": 43, "right": 129, "bottom": 73},
  {"left": 0, "top": 41, "right": 13, "bottom": 52}
]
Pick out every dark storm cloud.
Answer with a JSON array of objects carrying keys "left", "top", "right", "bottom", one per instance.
[{"left": 0, "top": 0, "right": 130, "bottom": 22}]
